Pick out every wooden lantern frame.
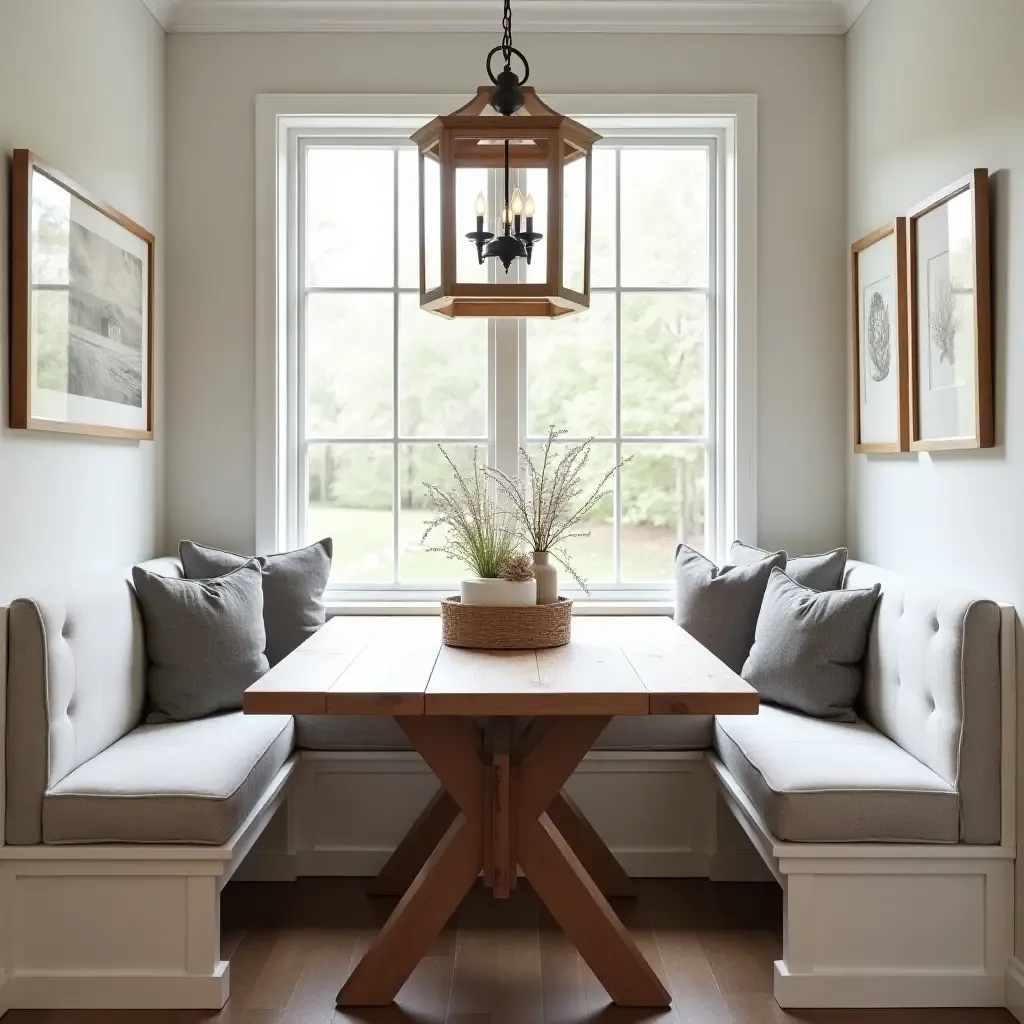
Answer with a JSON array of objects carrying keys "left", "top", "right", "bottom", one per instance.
[{"left": 412, "top": 87, "right": 602, "bottom": 319}]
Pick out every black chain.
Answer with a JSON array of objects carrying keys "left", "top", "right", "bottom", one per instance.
[{"left": 501, "top": 0, "right": 513, "bottom": 68}]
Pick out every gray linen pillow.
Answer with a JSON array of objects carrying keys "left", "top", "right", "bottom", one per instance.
[
  {"left": 131, "top": 560, "right": 269, "bottom": 723},
  {"left": 673, "top": 543, "right": 785, "bottom": 673},
  {"left": 179, "top": 538, "right": 332, "bottom": 666},
  {"left": 741, "top": 567, "right": 881, "bottom": 723},
  {"left": 730, "top": 539, "right": 848, "bottom": 591}
]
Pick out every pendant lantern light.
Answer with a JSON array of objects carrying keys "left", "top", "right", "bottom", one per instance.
[{"left": 411, "top": 0, "right": 601, "bottom": 318}]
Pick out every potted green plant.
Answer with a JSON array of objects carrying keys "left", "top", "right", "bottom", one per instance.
[
  {"left": 422, "top": 447, "right": 537, "bottom": 606},
  {"left": 486, "top": 427, "right": 627, "bottom": 603}
]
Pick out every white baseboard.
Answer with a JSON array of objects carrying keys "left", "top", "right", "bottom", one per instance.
[
  {"left": 775, "top": 962, "right": 1006, "bottom": 1008},
  {"left": 1007, "top": 956, "right": 1024, "bottom": 1020},
  {"left": 261, "top": 848, "right": 719, "bottom": 880},
  {"left": 0, "top": 964, "right": 229, "bottom": 1010}
]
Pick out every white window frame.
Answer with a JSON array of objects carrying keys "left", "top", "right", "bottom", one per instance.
[{"left": 255, "top": 94, "right": 758, "bottom": 612}]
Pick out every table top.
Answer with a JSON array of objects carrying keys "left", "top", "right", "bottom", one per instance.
[{"left": 243, "top": 615, "right": 758, "bottom": 718}]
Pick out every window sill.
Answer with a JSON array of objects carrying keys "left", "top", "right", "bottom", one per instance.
[{"left": 326, "top": 600, "right": 674, "bottom": 617}]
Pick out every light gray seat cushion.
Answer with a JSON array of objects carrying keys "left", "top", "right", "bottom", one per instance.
[
  {"left": 295, "top": 715, "right": 714, "bottom": 751},
  {"left": 715, "top": 705, "right": 959, "bottom": 843},
  {"left": 43, "top": 712, "right": 294, "bottom": 844},
  {"left": 845, "top": 561, "right": 1001, "bottom": 844}
]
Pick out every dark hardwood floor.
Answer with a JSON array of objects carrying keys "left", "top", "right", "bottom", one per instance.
[{"left": 5, "top": 878, "right": 1015, "bottom": 1024}]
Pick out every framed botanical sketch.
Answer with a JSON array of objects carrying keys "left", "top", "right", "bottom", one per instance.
[
  {"left": 908, "top": 169, "right": 992, "bottom": 450},
  {"left": 851, "top": 218, "right": 909, "bottom": 453},
  {"left": 10, "top": 150, "right": 154, "bottom": 440}
]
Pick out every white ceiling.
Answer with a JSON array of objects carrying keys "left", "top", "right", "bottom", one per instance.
[{"left": 141, "top": 0, "right": 871, "bottom": 35}]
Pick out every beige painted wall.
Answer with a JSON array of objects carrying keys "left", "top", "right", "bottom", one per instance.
[
  {"left": 166, "top": 31, "right": 847, "bottom": 557},
  {"left": 845, "top": 0, "right": 1024, "bottom": 953},
  {"left": 0, "top": 0, "right": 166, "bottom": 602}
]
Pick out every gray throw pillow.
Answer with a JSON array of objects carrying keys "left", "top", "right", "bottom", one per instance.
[
  {"left": 179, "top": 538, "right": 332, "bottom": 666},
  {"left": 741, "top": 567, "right": 881, "bottom": 723},
  {"left": 131, "top": 560, "right": 269, "bottom": 723},
  {"left": 730, "top": 539, "right": 848, "bottom": 591},
  {"left": 673, "top": 543, "right": 785, "bottom": 673}
]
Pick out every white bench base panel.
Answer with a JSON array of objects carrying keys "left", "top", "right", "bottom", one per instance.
[
  {"left": 0, "top": 758, "right": 295, "bottom": 1013},
  {"left": 0, "top": 748, "right": 1015, "bottom": 1014},
  {"left": 712, "top": 755, "right": 1015, "bottom": 1009}
]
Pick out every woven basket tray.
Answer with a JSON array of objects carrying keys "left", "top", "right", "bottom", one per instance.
[{"left": 440, "top": 596, "right": 572, "bottom": 649}]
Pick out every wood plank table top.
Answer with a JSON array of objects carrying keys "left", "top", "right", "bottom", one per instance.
[{"left": 243, "top": 614, "right": 759, "bottom": 718}]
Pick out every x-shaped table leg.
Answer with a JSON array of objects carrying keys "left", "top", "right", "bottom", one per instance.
[{"left": 337, "top": 715, "right": 668, "bottom": 1009}]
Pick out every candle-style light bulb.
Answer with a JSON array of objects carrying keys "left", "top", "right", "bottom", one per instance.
[
  {"left": 523, "top": 193, "right": 536, "bottom": 219},
  {"left": 510, "top": 188, "right": 524, "bottom": 236},
  {"left": 474, "top": 192, "right": 486, "bottom": 217}
]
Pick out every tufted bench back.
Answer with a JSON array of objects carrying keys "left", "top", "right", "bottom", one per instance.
[
  {"left": 4, "top": 557, "right": 183, "bottom": 845},
  {"left": 844, "top": 560, "right": 1002, "bottom": 844}
]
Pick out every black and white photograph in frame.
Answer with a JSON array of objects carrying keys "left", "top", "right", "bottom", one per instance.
[
  {"left": 908, "top": 169, "right": 992, "bottom": 451},
  {"left": 10, "top": 150, "right": 155, "bottom": 440},
  {"left": 851, "top": 219, "right": 908, "bottom": 453}
]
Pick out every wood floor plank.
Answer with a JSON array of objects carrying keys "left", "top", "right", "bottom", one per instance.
[
  {"left": 699, "top": 929, "right": 778, "bottom": 998},
  {"left": 281, "top": 930, "right": 362, "bottom": 1024},
  {"left": 538, "top": 911, "right": 590, "bottom": 1024},
  {"left": 448, "top": 884, "right": 543, "bottom": 1024},
  {"left": 650, "top": 928, "right": 731, "bottom": 1024}
]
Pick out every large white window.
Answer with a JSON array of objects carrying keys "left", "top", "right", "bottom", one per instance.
[{"left": 260, "top": 99, "right": 755, "bottom": 605}]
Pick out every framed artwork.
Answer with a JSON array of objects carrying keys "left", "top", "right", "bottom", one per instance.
[
  {"left": 851, "top": 219, "right": 909, "bottom": 453},
  {"left": 908, "top": 168, "right": 992, "bottom": 450},
  {"left": 9, "top": 150, "right": 154, "bottom": 440}
]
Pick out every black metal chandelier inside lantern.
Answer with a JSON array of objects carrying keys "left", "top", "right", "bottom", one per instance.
[{"left": 411, "top": 0, "right": 601, "bottom": 319}]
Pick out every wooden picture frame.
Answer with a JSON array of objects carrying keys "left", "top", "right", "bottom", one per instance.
[
  {"left": 10, "top": 150, "right": 155, "bottom": 440},
  {"left": 907, "top": 168, "right": 992, "bottom": 451},
  {"left": 851, "top": 218, "right": 909, "bottom": 453}
]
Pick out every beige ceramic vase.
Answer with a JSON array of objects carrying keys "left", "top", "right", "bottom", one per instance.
[{"left": 531, "top": 550, "right": 558, "bottom": 604}]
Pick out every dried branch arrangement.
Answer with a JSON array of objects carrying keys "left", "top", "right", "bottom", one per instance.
[
  {"left": 421, "top": 447, "right": 520, "bottom": 579},
  {"left": 486, "top": 426, "right": 628, "bottom": 593}
]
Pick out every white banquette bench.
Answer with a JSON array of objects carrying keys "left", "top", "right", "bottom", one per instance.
[{"left": 0, "top": 557, "right": 1015, "bottom": 1013}]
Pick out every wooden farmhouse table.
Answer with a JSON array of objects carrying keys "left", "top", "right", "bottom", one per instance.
[{"left": 244, "top": 614, "right": 759, "bottom": 1010}]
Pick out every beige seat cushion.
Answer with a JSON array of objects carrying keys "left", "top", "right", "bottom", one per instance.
[
  {"left": 715, "top": 705, "right": 959, "bottom": 843},
  {"left": 295, "top": 714, "right": 713, "bottom": 752},
  {"left": 43, "top": 712, "right": 294, "bottom": 844}
]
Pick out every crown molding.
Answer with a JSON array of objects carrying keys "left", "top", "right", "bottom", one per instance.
[
  {"left": 140, "top": 0, "right": 179, "bottom": 27},
  {"left": 148, "top": 1, "right": 871, "bottom": 35}
]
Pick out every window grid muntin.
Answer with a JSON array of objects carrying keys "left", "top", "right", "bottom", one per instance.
[
  {"left": 297, "top": 132, "right": 719, "bottom": 596},
  {"left": 522, "top": 139, "right": 717, "bottom": 585},
  {"left": 299, "top": 139, "right": 490, "bottom": 586}
]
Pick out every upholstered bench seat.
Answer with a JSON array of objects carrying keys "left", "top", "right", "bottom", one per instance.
[
  {"left": 715, "top": 705, "right": 959, "bottom": 843},
  {"left": 42, "top": 712, "right": 294, "bottom": 844},
  {"left": 295, "top": 713, "right": 713, "bottom": 751}
]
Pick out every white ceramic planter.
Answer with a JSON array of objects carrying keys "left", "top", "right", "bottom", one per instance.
[{"left": 460, "top": 577, "right": 537, "bottom": 606}]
